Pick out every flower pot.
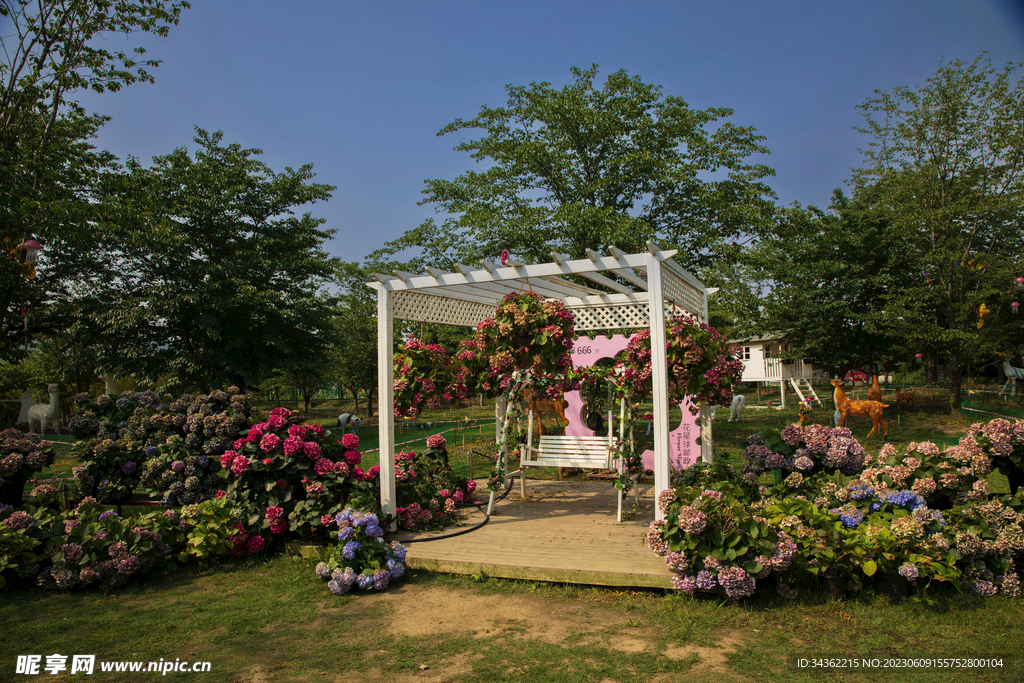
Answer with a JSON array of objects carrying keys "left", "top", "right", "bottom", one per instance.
[{"left": 880, "top": 572, "right": 908, "bottom": 601}]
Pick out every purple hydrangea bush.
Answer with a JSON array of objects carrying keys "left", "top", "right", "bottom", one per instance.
[{"left": 315, "top": 508, "right": 407, "bottom": 594}]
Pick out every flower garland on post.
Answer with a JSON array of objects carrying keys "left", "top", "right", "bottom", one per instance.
[
  {"left": 487, "top": 369, "right": 532, "bottom": 493},
  {"left": 466, "top": 291, "right": 576, "bottom": 494}
]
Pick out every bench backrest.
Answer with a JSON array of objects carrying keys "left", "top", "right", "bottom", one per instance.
[{"left": 522, "top": 434, "right": 615, "bottom": 469}]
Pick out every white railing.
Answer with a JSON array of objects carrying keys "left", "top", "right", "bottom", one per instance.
[{"left": 759, "top": 359, "right": 812, "bottom": 381}]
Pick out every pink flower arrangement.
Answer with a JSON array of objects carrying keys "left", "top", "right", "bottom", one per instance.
[
  {"left": 342, "top": 433, "right": 359, "bottom": 450},
  {"left": 426, "top": 434, "right": 447, "bottom": 450},
  {"left": 314, "top": 458, "right": 335, "bottom": 476},
  {"left": 393, "top": 338, "right": 470, "bottom": 417},
  {"left": 304, "top": 442, "right": 322, "bottom": 460},
  {"left": 464, "top": 291, "right": 576, "bottom": 398}
]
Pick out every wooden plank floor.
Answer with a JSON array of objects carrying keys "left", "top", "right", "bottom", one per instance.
[{"left": 392, "top": 479, "right": 675, "bottom": 589}]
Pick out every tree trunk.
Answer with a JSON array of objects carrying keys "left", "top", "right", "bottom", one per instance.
[
  {"left": 948, "top": 345, "right": 963, "bottom": 415},
  {"left": 926, "top": 351, "right": 938, "bottom": 385},
  {"left": 366, "top": 390, "right": 374, "bottom": 418}
]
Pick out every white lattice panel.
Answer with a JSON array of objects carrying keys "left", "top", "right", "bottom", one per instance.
[
  {"left": 661, "top": 270, "right": 704, "bottom": 319},
  {"left": 391, "top": 291, "right": 492, "bottom": 327},
  {"left": 571, "top": 303, "right": 649, "bottom": 331}
]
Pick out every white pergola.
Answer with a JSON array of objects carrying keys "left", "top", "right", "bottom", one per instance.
[{"left": 368, "top": 243, "right": 713, "bottom": 523}]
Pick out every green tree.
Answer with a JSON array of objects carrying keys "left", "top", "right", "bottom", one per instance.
[
  {"left": 370, "top": 65, "right": 776, "bottom": 273},
  {"left": 852, "top": 54, "right": 1024, "bottom": 412},
  {"left": 735, "top": 191, "right": 914, "bottom": 379},
  {"left": 43, "top": 128, "right": 339, "bottom": 391},
  {"left": 334, "top": 261, "right": 391, "bottom": 418},
  {"left": 0, "top": 0, "right": 190, "bottom": 356}
]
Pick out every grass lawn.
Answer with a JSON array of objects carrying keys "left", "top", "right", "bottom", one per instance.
[
  {"left": 2, "top": 555, "right": 1021, "bottom": 682},
  {"left": 6, "top": 383, "right": 1024, "bottom": 681}
]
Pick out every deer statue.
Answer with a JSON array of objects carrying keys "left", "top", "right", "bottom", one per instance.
[
  {"left": 28, "top": 383, "right": 61, "bottom": 436},
  {"left": 524, "top": 390, "right": 569, "bottom": 436},
  {"left": 896, "top": 387, "right": 916, "bottom": 410},
  {"left": 830, "top": 377, "right": 888, "bottom": 439},
  {"left": 999, "top": 359, "right": 1024, "bottom": 398},
  {"left": 867, "top": 372, "right": 882, "bottom": 403}
]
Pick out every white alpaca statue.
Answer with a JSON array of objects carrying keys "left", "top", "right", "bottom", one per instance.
[
  {"left": 710, "top": 394, "right": 746, "bottom": 422},
  {"left": 999, "top": 359, "right": 1024, "bottom": 397},
  {"left": 28, "top": 383, "right": 61, "bottom": 436},
  {"left": 101, "top": 372, "right": 118, "bottom": 395}
]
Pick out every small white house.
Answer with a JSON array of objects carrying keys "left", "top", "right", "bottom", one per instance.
[{"left": 731, "top": 335, "right": 821, "bottom": 407}]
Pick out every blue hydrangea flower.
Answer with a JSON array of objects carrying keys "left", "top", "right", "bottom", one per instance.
[
  {"left": 372, "top": 568, "right": 390, "bottom": 590},
  {"left": 337, "top": 526, "right": 355, "bottom": 542},
  {"left": 328, "top": 579, "right": 349, "bottom": 595},
  {"left": 342, "top": 541, "right": 361, "bottom": 560},
  {"left": 356, "top": 573, "right": 373, "bottom": 590},
  {"left": 387, "top": 558, "right": 405, "bottom": 581},
  {"left": 341, "top": 567, "right": 357, "bottom": 587},
  {"left": 839, "top": 510, "right": 864, "bottom": 528},
  {"left": 315, "top": 562, "right": 332, "bottom": 580},
  {"left": 145, "top": 446, "right": 158, "bottom": 457}
]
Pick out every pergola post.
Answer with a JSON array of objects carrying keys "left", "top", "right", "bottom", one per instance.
[
  {"left": 646, "top": 252, "right": 670, "bottom": 521},
  {"left": 375, "top": 283, "right": 397, "bottom": 529},
  {"left": 700, "top": 284, "right": 714, "bottom": 464}
]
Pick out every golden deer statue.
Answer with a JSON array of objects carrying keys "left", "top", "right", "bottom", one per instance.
[
  {"left": 524, "top": 390, "right": 568, "bottom": 436},
  {"left": 830, "top": 377, "right": 888, "bottom": 439},
  {"left": 896, "top": 387, "right": 916, "bottom": 410},
  {"left": 867, "top": 372, "right": 882, "bottom": 403}
]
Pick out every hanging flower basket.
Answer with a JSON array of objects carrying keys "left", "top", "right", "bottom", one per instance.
[
  {"left": 621, "top": 316, "right": 743, "bottom": 414},
  {"left": 393, "top": 339, "right": 470, "bottom": 418},
  {"left": 468, "top": 291, "right": 575, "bottom": 398}
]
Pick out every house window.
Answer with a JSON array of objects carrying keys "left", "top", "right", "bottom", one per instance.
[{"left": 742, "top": 347, "right": 750, "bottom": 360}]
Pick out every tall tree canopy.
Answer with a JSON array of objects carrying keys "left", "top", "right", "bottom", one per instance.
[
  {"left": 0, "top": 0, "right": 190, "bottom": 358},
  {"left": 371, "top": 65, "right": 776, "bottom": 273},
  {"left": 852, "top": 54, "right": 1024, "bottom": 411},
  {"left": 735, "top": 191, "right": 914, "bottom": 378},
  {"left": 41, "top": 129, "right": 339, "bottom": 391}
]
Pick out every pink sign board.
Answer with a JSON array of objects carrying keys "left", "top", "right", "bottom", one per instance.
[{"left": 566, "top": 335, "right": 701, "bottom": 471}]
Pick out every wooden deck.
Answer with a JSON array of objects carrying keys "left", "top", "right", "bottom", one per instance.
[{"left": 392, "top": 479, "right": 675, "bottom": 589}]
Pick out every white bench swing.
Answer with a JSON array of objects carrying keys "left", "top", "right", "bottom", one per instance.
[{"left": 514, "top": 395, "right": 640, "bottom": 522}]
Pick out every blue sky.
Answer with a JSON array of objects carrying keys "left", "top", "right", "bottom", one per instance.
[{"left": 62, "top": 0, "right": 1024, "bottom": 265}]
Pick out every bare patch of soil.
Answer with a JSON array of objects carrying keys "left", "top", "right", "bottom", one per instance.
[{"left": 381, "top": 584, "right": 637, "bottom": 645}]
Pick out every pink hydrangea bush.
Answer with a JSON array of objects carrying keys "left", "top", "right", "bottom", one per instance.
[
  {"left": 392, "top": 434, "right": 477, "bottom": 531},
  {"left": 221, "top": 408, "right": 364, "bottom": 540}
]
